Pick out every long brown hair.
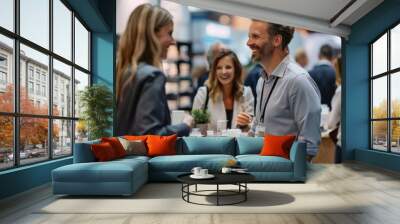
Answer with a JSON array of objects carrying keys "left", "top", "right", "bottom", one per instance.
[
  {"left": 206, "top": 49, "right": 244, "bottom": 102},
  {"left": 116, "top": 4, "right": 172, "bottom": 101}
]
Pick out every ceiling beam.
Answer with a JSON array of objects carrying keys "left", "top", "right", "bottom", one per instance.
[
  {"left": 65, "top": 0, "right": 110, "bottom": 32},
  {"left": 168, "top": 0, "right": 351, "bottom": 37},
  {"left": 330, "top": 0, "right": 368, "bottom": 28}
]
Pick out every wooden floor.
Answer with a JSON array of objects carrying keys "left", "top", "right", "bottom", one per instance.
[{"left": 1, "top": 162, "right": 400, "bottom": 224}]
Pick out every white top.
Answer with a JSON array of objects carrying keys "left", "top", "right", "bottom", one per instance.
[
  {"left": 325, "top": 85, "right": 341, "bottom": 146},
  {"left": 192, "top": 86, "right": 254, "bottom": 131}
]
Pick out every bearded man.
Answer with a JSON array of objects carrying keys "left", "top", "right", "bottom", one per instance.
[{"left": 247, "top": 20, "right": 321, "bottom": 161}]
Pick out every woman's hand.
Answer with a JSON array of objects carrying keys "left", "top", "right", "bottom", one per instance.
[{"left": 236, "top": 112, "right": 252, "bottom": 126}]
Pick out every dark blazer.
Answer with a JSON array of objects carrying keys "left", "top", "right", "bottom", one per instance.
[
  {"left": 308, "top": 62, "right": 336, "bottom": 109},
  {"left": 116, "top": 63, "right": 190, "bottom": 137}
]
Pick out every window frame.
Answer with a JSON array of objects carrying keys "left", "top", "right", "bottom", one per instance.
[
  {"left": 0, "top": 0, "right": 92, "bottom": 171},
  {"left": 370, "top": 20, "right": 400, "bottom": 154}
]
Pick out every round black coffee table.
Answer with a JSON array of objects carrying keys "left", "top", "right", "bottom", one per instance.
[{"left": 177, "top": 173, "right": 255, "bottom": 206}]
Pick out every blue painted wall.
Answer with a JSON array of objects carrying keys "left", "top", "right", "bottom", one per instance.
[
  {"left": 0, "top": 158, "right": 72, "bottom": 199},
  {"left": 91, "top": 0, "right": 116, "bottom": 135},
  {"left": 0, "top": 0, "right": 116, "bottom": 200},
  {"left": 355, "top": 149, "right": 400, "bottom": 172},
  {"left": 92, "top": 34, "right": 114, "bottom": 87},
  {"left": 344, "top": 0, "right": 400, "bottom": 170}
]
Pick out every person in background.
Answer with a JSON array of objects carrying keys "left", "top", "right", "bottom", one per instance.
[
  {"left": 247, "top": 19, "right": 321, "bottom": 161},
  {"left": 194, "top": 42, "right": 226, "bottom": 94},
  {"left": 244, "top": 63, "right": 263, "bottom": 109},
  {"left": 192, "top": 49, "right": 254, "bottom": 131},
  {"left": 325, "top": 56, "right": 342, "bottom": 163},
  {"left": 295, "top": 48, "right": 309, "bottom": 69},
  {"left": 116, "top": 4, "right": 193, "bottom": 136},
  {"left": 309, "top": 44, "right": 336, "bottom": 109}
]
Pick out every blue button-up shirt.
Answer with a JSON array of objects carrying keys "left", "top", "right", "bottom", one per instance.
[{"left": 252, "top": 55, "right": 322, "bottom": 155}]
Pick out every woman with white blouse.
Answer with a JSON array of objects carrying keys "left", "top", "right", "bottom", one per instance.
[{"left": 193, "top": 49, "right": 254, "bottom": 131}]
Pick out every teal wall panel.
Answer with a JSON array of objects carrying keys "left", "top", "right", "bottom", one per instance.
[
  {"left": 342, "top": 44, "right": 369, "bottom": 160},
  {"left": 92, "top": 33, "right": 114, "bottom": 88},
  {"left": 344, "top": 0, "right": 400, "bottom": 171},
  {"left": 355, "top": 149, "right": 400, "bottom": 172},
  {"left": 0, "top": 158, "right": 72, "bottom": 199},
  {"left": 91, "top": 0, "right": 116, "bottom": 135}
]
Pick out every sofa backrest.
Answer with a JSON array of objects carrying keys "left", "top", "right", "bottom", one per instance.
[
  {"left": 74, "top": 136, "right": 266, "bottom": 162},
  {"left": 177, "top": 137, "right": 236, "bottom": 155},
  {"left": 235, "top": 137, "right": 264, "bottom": 155},
  {"left": 73, "top": 139, "right": 100, "bottom": 163}
]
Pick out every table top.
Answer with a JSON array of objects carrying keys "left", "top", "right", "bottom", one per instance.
[{"left": 177, "top": 172, "right": 255, "bottom": 185}]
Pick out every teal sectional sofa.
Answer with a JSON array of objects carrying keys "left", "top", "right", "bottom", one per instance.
[{"left": 52, "top": 137, "right": 306, "bottom": 196}]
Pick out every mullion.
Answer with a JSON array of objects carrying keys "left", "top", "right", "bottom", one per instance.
[
  {"left": 388, "top": 29, "right": 391, "bottom": 152},
  {"left": 0, "top": 111, "right": 78, "bottom": 119},
  {"left": 0, "top": 28, "right": 90, "bottom": 74},
  {"left": 73, "top": 11, "right": 91, "bottom": 35},
  {"left": 49, "top": 0, "right": 53, "bottom": 160},
  {"left": 13, "top": 0, "right": 20, "bottom": 167},
  {"left": 370, "top": 32, "right": 391, "bottom": 152},
  {"left": 74, "top": 64, "right": 90, "bottom": 75},
  {"left": 58, "top": 0, "right": 91, "bottom": 35},
  {"left": 371, "top": 67, "right": 400, "bottom": 78},
  {"left": 71, "top": 9, "right": 76, "bottom": 156},
  {"left": 88, "top": 30, "right": 91, "bottom": 73},
  {"left": 19, "top": 35, "right": 90, "bottom": 73},
  {"left": 0, "top": 26, "right": 16, "bottom": 40},
  {"left": 371, "top": 118, "right": 400, "bottom": 121},
  {"left": 370, "top": 44, "right": 373, "bottom": 149}
]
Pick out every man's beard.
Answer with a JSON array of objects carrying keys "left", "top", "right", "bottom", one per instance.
[
  {"left": 261, "top": 41, "right": 274, "bottom": 60},
  {"left": 251, "top": 50, "right": 261, "bottom": 62},
  {"left": 251, "top": 41, "right": 274, "bottom": 62}
]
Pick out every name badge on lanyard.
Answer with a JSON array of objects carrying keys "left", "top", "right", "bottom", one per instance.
[
  {"left": 255, "top": 125, "right": 265, "bottom": 137},
  {"left": 259, "top": 77, "right": 279, "bottom": 123},
  {"left": 257, "top": 65, "right": 288, "bottom": 136}
]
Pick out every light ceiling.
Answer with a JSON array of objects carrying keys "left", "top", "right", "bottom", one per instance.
[{"left": 168, "top": 0, "right": 384, "bottom": 38}]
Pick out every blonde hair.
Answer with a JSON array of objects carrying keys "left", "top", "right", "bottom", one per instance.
[
  {"left": 206, "top": 49, "right": 244, "bottom": 102},
  {"left": 116, "top": 4, "right": 172, "bottom": 101}
]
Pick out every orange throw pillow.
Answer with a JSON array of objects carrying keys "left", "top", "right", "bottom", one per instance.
[
  {"left": 260, "top": 134, "right": 296, "bottom": 159},
  {"left": 91, "top": 142, "right": 117, "bottom": 161},
  {"left": 146, "top": 135, "right": 177, "bottom": 157},
  {"left": 124, "top": 135, "right": 148, "bottom": 142},
  {"left": 101, "top": 137, "right": 126, "bottom": 158}
]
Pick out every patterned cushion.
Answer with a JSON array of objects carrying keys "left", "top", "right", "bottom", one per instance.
[{"left": 118, "top": 137, "right": 147, "bottom": 156}]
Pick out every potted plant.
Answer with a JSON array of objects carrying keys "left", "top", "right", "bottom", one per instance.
[
  {"left": 191, "top": 109, "right": 210, "bottom": 136},
  {"left": 79, "top": 84, "right": 113, "bottom": 140}
]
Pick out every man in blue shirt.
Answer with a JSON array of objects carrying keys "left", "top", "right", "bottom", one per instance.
[{"left": 308, "top": 44, "right": 336, "bottom": 109}]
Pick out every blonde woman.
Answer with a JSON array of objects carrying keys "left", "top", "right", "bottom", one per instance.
[
  {"left": 116, "top": 4, "right": 192, "bottom": 136},
  {"left": 193, "top": 49, "right": 254, "bottom": 131}
]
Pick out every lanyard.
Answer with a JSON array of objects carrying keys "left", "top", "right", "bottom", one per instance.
[{"left": 259, "top": 77, "right": 279, "bottom": 123}]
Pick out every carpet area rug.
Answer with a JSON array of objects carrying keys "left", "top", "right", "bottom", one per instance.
[{"left": 38, "top": 183, "right": 362, "bottom": 214}]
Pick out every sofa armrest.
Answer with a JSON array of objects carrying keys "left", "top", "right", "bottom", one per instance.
[
  {"left": 73, "top": 140, "right": 100, "bottom": 163},
  {"left": 289, "top": 141, "right": 307, "bottom": 182}
]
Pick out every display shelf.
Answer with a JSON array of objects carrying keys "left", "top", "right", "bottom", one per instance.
[{"left": 164, "top": 42, "right": 193, "bottom": 112}]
